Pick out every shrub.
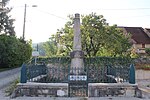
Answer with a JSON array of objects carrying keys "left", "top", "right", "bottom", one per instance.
[
  {"left": 143, "top": 65, "right": 150, "bottom": 70},
  {"left": 145, "top": 48, "right": 150, "bottom": 56},
  {"left": 0, "top": 34, "right": 32, "bottom": 68}
]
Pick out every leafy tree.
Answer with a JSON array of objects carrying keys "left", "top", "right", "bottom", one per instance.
[
  {"left": 51, "top": 13, "right": 131, "bottom": 57},
  {"left": 32, "top": 43, "right": 46, "bottom": 56},
  {"left": 0, "top": 0, "right": 32, "bottom": 68},
  {"left": 0, "top": 35, "right": 32, "bottom": 68},
  {"left": 0, "top": 0, "right": 15, "bottom": 35},
  {"left": 2, "top": 0, "right": 9, "bottom": 6},
  {"left": 42, "top": 33, "right": 68, "bottom": 57},
  {"left": 42, "top": 35, "right": 58, "bottom": 57}
]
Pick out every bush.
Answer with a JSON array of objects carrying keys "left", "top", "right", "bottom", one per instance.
[
  {"left": 143, "top": 65, "right": 150, "bottom": 70},
  {"left": 145, "top": 48, "right": 150, "bottom": 56},
  {"left": 0, "top": 34, "right": 32, "bottom": 68}
]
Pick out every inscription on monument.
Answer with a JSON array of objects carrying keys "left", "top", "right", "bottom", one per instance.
[{"left": 69, "top": 75, "right": 87, "bottom": 81}]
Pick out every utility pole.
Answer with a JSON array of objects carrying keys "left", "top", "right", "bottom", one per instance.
[
  {"left": 22, "top": 4, "right": 37, "bottom": 41},
  {"left": 22, "top": 4, "right": 27, "bottom": 40}
]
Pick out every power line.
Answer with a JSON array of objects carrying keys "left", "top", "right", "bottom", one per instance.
[
  {"left": 10, "top": 5, "right": 150, "bottom": 20},
  {"left": 35, "top": 9, "right": 68, "bottom": 21},
  {"left": 127, "top": 15, "right": 150, "bottom": 18},
  {"left": 96, "top": 8, "right": 150, "bottom": 11}
]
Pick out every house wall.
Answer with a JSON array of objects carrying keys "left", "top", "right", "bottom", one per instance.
[
  {"left": 145, "top": 44, "right": 150, "bottom": 48},
  {"left": 136, "top": 69, "right": 150, "bottom": 80},
  {"left": 133, "top": 44, "right": 150, "bottom": 54},
  {"left": 133, "top": 44, "right": 142, "bottom": 48}
]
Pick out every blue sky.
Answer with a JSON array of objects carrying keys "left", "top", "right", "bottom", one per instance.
[{"left": 8, "top": 0, "right": 150, "bottom": 43}]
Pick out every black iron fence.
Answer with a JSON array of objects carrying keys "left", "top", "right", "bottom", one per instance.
[
  {"left": 20, "top": 57, "right": 134, "bottom": 84},
  {"left": 20, "top": 57, "right": 135, "bottom": 97}
]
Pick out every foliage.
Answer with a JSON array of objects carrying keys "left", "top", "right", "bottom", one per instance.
[
  {"left": 32, "top": 43, "right": 46, "bottom": 56},
  {"left": 130, "top": 48, "right": 139, "bottom": 58},
  {"left": 141, "top": 65, "right": 150, "bottom": 70},
  {"left": 35, "top": 57, "right": 132, "bottom": 83},
  {"left": 0, "top": 0, "right": 32, "bottom": 68},
  {"left": 0, "top": 0, "right": 15, "bottom": 35},
  {"left": 42, "top": 35, "right": 65, "bottom": 57},
  {"left": 49, "top": 13, "right": 131, "bottom": 57},
  {"left": 145, "top": 48, "right": 150, "bottom": 56},
  {"left": 42, "top": 36, "right": 57, "bottom": 57},
  {"left": 5, "top": 78, "right": 19, "bottom": 96},
  {"left": 2, "top": 0, "right": 10, "bottom": 6},
  {"left": 37, "top": 56, "right": 132, "bottom": 66},
  {"left": 38, "top": 57, "right": 71, "bottom": 65},
  {"left": 0, "top": 35, "right": 32, "bottom": 68}
]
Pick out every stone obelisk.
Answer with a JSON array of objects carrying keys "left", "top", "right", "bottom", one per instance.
[{"left": 70, "top": 13, "right": 84, "bottom": 75}]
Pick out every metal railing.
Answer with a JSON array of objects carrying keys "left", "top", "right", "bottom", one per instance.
[{"left": 20, "top": 57, "right": 135, "bottom": 84}]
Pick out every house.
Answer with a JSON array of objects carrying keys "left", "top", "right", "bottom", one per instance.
[{"left": 119, "top": 27, "right": 150, "bottom": 54}]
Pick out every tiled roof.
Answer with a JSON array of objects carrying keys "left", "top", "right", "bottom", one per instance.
[
  {"left": 120, "top": 27, "right": 150, "bottom": 44},
  {"left": 146, "top": 28, "right": 150, "bottom": 33}
]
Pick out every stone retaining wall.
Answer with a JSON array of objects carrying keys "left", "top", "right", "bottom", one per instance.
[{"left": 136, "top": 70, "right": 150, "bottom": 80}]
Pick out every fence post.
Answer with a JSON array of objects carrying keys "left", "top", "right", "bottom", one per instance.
[
  {"left": 129, "top": 64, "right": 135, "bottom": 84},
  {"left": 20, "top": 63, "right": 27, "bottom": 83}
]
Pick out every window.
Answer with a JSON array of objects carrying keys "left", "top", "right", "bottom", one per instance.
[{"left": 142, "top": 44, "right": 145, "bottom": 48}]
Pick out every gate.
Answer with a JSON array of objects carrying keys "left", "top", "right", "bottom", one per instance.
[{"left": 68, "top": 67, "right": 88, "bottom": 97}]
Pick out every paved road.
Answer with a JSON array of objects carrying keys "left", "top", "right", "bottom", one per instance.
[
  {"left": 0, "top": 67, "right": 20, "bottom": 89},
  {"left": 0, "top": 67, "right": 20, "bottom": 99}
]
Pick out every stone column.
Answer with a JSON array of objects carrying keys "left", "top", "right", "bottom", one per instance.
[
  {"left": 73, "top": 13, "right": 81, "bottom": 50},
  {"left": 70, "top": 13, "right": 84, "bottom": 75}
]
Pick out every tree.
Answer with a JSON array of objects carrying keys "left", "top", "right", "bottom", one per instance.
[
  {"left": 81, "top": 13, "right": 108, "bottom": 57},
  {"left": 0, "top": 34, "right": 32, "bottom": 68},
  {"left": 0, "top": 0, "right": 15, "bottom": 35},
  {"left": 42, "top": 35, "right": 58, "bottom": 57},
  {"left": 32, "top": 43, "right": 46, "bottom": 56},
  {"left": 50, "top": 13, "right": 131, "bottom": 57},
  {"left": 2, "top": 0, "right": 9, "bottom": 6},
  {"left": 0, "top": 0, "right": 32, "bottom": 68},
  {"left": 42, "top": 33, "right": 68, "bottom": 57}
]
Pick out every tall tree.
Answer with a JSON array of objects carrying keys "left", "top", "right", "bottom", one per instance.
[
  {"left": 50, "top": 13, "right": 131, "bottom": 57},
  {"left": 0, "top": 0, "right": 15, "bottom": 35},
  {"left": 42, "top": 35, "right": 58, "bottom": 57},
  {"left": 2, "top": 0, "right": 9, "bottom": 6},
  {"left": 0, "top": 0, "right": 32, "bottom": 68}
]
